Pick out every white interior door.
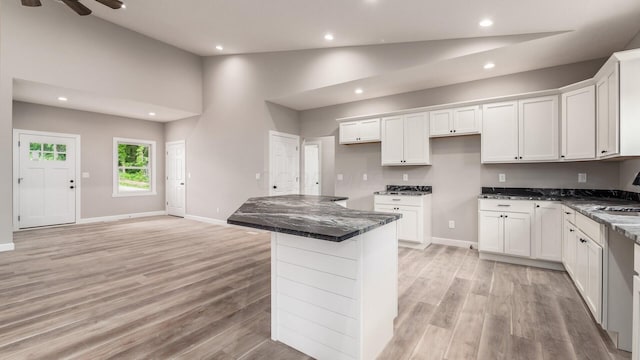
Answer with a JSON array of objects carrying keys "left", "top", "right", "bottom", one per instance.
[
  {"left": 166, "top": 141, "right": 186, "bottom": 217},
  {"left": 18, "top": 133, "right": 77, "bottom": 228},
  {"left": 303, "top": 142, "right": 321, "bottom": 195},
  {"left": 270, "top": 131, "right": 300, "bottom": 196}
]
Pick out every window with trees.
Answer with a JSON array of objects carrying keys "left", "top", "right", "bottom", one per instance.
[{"left": 113, "top": 138, "right": 156, "bottom": 196}]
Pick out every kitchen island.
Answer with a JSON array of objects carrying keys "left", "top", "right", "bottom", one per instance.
[{"left": 228, "top": 195, "right": 401, "bottom": 360}]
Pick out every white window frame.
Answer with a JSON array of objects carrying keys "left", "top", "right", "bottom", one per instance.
[{"left": 113, "top": 137, "right": 157, "bottom": 197}]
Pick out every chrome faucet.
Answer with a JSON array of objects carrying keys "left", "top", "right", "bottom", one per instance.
[{"left": 634, "top": 171, "right": 640, "bottom": 186}]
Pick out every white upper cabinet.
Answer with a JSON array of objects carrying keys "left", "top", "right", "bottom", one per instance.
[
  {"left": 429, "top": 106, "right": 480, "bottom": 137},
  {"left": 596, "top": 63, "right": 619, "bottom": 158},
  {"left": 481, "top": 101, "right": 519, "bottom": 163},
  {"left": 338, "top": 118, "right": 380, "bottom": 144},
  {"left": 562, "top": 85, "right": 596, "bottom": 160},
  {"left": 518, "top": 95, "right": 559, "bottom": 161},
  {"left": 381, "top": 112, "right": 430, "bottom": 166},
  {"left": 482, "top": 96, "right": 559, "bottom": 163},
  {"left": 429, "top": 110, "right": 453, "bottom": 136}
]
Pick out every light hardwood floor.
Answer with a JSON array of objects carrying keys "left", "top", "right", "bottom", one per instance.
[{"left": 0, "top": 216, "right": 630, "bottom": 359}]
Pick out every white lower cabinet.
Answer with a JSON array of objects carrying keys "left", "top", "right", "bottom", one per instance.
[
  {"left": 633, "top": 244, "right": 640, "bottom": 360},
  {"left": 478, "top": 211, "right": 504, "bottom": 253},
  {"left": 562, "top": 207, "right": 604, "bottom": 324},
  {"left": 535, "top": 202, "right": 563, "bottom": 261},
  {"left": 375, "top": 194, "right": 431, "bottom": 246},
  {"left": 504, "top": 213, "right": 531, "bottom": 257}
]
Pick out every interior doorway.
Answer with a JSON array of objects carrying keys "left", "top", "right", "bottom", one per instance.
[
  {"left": 303, "top": 140, "right": 321, "bottom": 195},
  {"left": 13, "top": 129, "right": 80, "bottom": 229},
  {"left": 269, "top": 131, "right": 300, "bottom": 196}
]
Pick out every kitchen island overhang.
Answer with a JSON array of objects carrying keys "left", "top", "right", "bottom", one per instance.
[{"left": 228, "top": 195, "right": 401, "bottom": 360}]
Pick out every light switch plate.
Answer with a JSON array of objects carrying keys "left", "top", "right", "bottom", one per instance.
[
  {"left": 337, "top": 174, "right": 344, "bottom": 181},
  {"left": 82, "top": 172, "right": 90, "bottom": 179},
  {"left": 578, "top": 173, "right": 587, "bottom": 183},
  {"left": 448, "top": 220, "right": 455, "bottom": 229},
  {"left": 499, "top": 174, "right": 506, "bottom": 183},
  {"left": 255, "top": 173, "right": 261, "bottom": 180},
  {"left": 403, "top": 174, "right": 409, "bottom": 181},
  {"left": 362, "top": 174, "right": 367, "bottom": 181}
]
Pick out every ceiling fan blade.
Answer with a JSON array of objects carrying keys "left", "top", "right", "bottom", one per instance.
[
  {"left": 21, "top": 0, "right": 42, "bottom": 6},
  {"left": 61, "top": 0, "right": 92, "bottom": 15},
  {"left": 94, "top": 0, "right": 123, "bottom": 9}
]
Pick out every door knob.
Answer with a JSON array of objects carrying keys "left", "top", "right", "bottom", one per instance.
[
  {"left": 180, "top": 182, "right": 185, "bottom": 185},
  {"left": 273, "top": 185, "right": 277, "bottom": 189},
  {"left": 70, "top": 186, "right": 75, "bottom": 189},
  {"left": 70, "top": 180, "right": 74, "bottom": 183}
]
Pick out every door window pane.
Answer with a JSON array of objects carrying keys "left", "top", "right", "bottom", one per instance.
[
  {"left": 42, "top": 152, "right": 55, "bottom": 160},
  {"left": 30, "top": 151, "right": 41, "bottom": 161},
  {"left": 56, "top": 144, "right": 67, "bottom": 153},
  {"left": 56, "top": 154, "right": 67, "bottom": 161},
  {"left": 43, "top": 144, "right": 54, "bottom": 152},
  {"left": 30, "top": 142, "right": 42, "bottom": 151}
]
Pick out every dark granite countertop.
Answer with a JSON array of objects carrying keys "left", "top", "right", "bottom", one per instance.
[
  {"left": 374, "top": 185, "right": 432, "bottom": 196},
  {"left": 227, "top": 195, "right": 402, "bottom": 242},
  {"left": 478, "top": 187, "right": 640, "bottom": 244}
]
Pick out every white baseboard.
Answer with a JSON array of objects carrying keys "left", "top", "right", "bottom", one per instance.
[
  {"left": 184, "top": 214, "right": 268, "bottom": 233},
  {"left": 78, "top": 211, "right": 167, "bottom": 224},
  {"left": 479, "top": 252, "right": 566, "bottom": 271},
  {"left": 399, "top": 240, "right": 430, "bottom": 250},
  {"left": 0, "top": 243, "right": 15, "bottom": 252},
  {"left": 432, "top": 237, "right": 476, "bottom": 249}
]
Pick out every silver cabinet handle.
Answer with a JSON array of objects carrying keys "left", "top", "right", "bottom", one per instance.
[
  {"left": 497, "top": 204, "right": 511, "bottom": 207},
  {"left": 392, "top": 199, "right": 401, "bottom": 201}
]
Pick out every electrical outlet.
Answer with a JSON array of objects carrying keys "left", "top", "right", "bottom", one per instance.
[
  {"left": 216, "top": 208, "right": 220, "bottom": 213},
  {"left": 448, "top": 220, "right": 455, "bottom": 229},
  {"left": 337, "top": 174, "right": 344, "bottom": 181},
  {"left": 363, "top": 173, "right": 368, "bottom": 181},
  {"left": 255, "top": 173, "right": 261, "bottom": 180},
  {"left": 578, "top": 173, "right": 587, "bottom": 183},
  {"left": 499, "top": 173, "right": 506, "bottom": 183},
  {"left": 403, "top": 174, "right": 409, "bottom": 181}
]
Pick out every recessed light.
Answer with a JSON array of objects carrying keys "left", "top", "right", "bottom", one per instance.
[
  {"left": 57, "top": 96, "right": 68, "bottom": 102},
  {"left": 121, "top": 3, "right": 126, "bottom": 9},
  {"left": 479, "top": 19, "right": 493, "bottom": 27},
  {"left": 148, "top": 112, "right": 156, "bottom": 116},
  {"left": 215, "top": 45, "right": 224, "bottom": 51},
  {"left": 324, "top": 33, "right": 334, "bottom": 41},
  {"left": 354, "top": 88, "right": 364, "bottom": 94},
  {"left": 484, "top": 62, "right": 495, "bottom": 69}
]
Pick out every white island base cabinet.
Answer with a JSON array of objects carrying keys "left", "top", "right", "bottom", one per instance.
[{"left": 271, "top": 222, "right": 398, "bottom": 360}]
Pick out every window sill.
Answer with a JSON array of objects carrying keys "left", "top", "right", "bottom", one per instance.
[{"left": 112, "top": 192, "right": 158, "bottom": 198}]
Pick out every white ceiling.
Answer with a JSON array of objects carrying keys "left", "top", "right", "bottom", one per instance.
[
  {"left": 87, "top": 0, "right": 640, "bottom": 56},
  {"left": 13, "top": 79, "right": 199, "bottom": 122}
]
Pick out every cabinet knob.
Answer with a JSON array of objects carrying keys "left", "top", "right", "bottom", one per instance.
[
  {"left": 70, "top": 186, "right": 75, "bottom": 189},
  {"left": 536, "top": 205, "right": 540, "bottom": 208},
  {"left": 561, "top": 155, "right": 565, "bottom": 158},
  {"left": 453, "top": 130, "right": 456, "bottom": 133},
  {"left": 514, "top": 156, "right": 518, "bottom": 160},
  {"left": 601, "top": 150, "right": 607, "bottom": 154},
  {"left": 569, "top": 229, "right": 575, "bottom": 232},
  {"left": 519, "top": 157, "right": 523, "bottom": 159},
  {"left": 580, "top": 238, "right": 587, "bottom": 243},
  {"left": 273, "top": 185, "right": 277, "bottom": 189}
]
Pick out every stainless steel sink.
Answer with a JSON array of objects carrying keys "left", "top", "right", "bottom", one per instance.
[{"left": 595, "top": 206, "right": 640, "bottom": 216}]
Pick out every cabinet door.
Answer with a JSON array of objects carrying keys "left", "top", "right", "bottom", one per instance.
[
  {"left": 596, "top": 76, "right": 610, "bottom": 158},
  {"left": 575, "top": 232, "right": 589, "bottom": 294},
  {"left": 563, "top": 222, "right": 577, "bottom": 276},
  {"left": 606, "top": 66, "right": 620, "bottom": 156},
  {"left": 381, "top": 115, "right": 405, "bottom": 165},
  {"left": 339, "top": 121, "right": 360, "bottom": 144},
  {"left": 632, "top": 275, "right": 640, "bottom": 360},
  {"left": 518, "top": 96, "right": 559, "bottom": 161},
  {"left": 586, "top": 238, "right": 603, "bottom": 323},
  {"left": 396, "top": 206, "right": 421, "bottom": 243},
  {"left": 562, "top": 86, "right": 596, "bottom": 160},
  {"left": 429, "top": 110, "right": 452, "bottom": 136},
  {"left": 481, "top": 101, "right": 519, "bottom": 163},
  {"left": 453, "top": 106, "right": 480, "bottom": 135},
  {"left": 478, "top": 211, "right": 504, "bottom": 253},
  {"left": 504, "top": 212, "right": 531, "bottom": 257},
  {"left": 358, "top": 118, "right": 381, "bottom": 142},
  {"left": 403, "top": 113, "right": 430, "bottom": 165},
  {"left": 535, "top": 203, "right": 562, "bottom": 262}
]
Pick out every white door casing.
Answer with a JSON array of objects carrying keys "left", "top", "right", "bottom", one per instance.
[
  {"left": 14, "top": 130, "right": 80, "bottom": 229},
  {"left": 269, "top": 131, "right": 300, "bottom": 196},
  {"left": 303, "top": 141, "right": 321, "bottom": 196},
  {"left": 166, "top": 141, "right": 186, "bottom": 217}
]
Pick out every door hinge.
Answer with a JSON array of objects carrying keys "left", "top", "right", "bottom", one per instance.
[
  {"left": 18, "top": 141, "right": 21, "bottom": 147},
  {"left": 166, "top": 201, "right": 169, "bottom": 206},
  {"left": 296, "top": 146, "right": 299, "bottom": 151},
  {"left": 18, "top": 215, "right": 20, "bottom": 222},
  {"left": 17, "top": 178, "right": 21, "bottom": 184}
]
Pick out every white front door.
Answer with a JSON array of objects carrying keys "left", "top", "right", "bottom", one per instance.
[
  {"left": 166, "top": 141, "right": 186, "bottom": 217},
  {"left": 303, "top": 142, "right": 320, "bottom": 195},
  {"left": 18, "top": 133, "right": 77, "bottom": 228},
  {"left": 270, "top": 131, "right": 300, "bottom": 196}
]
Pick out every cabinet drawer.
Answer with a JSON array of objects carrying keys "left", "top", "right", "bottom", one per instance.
[
  {"left": 375, "top": 195, "right": 423, "bottom": 207},
  {"left": 575, "top": 212, "right": 603, "bottom": 246},
  {"left": 563, "top": 205, "right": 576, "bottom": 224},
  {"left": 479, "top": 199, "right": 534, "bottom": 213}
]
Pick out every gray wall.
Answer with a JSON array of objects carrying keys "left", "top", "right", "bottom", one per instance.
[
  {"left": 300, "top": 59, "right": 618, "bottom": 243},
  {"left": 626, "top": 30, "right": 640, "bottom": 50},
  {"left": 13, "top": 102, "right": 166, "bottom": 219}
]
